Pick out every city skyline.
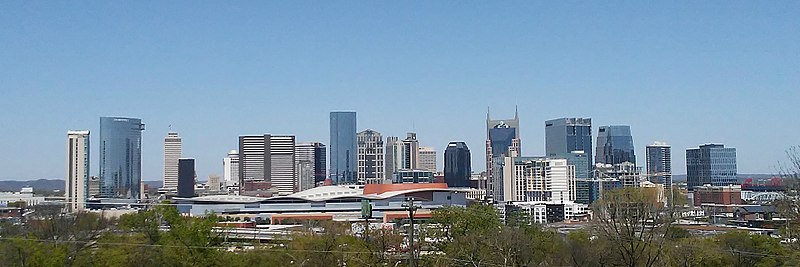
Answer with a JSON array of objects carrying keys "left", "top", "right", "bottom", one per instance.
[{"left": 2, "top": 2, "right": 799, "bottom": 181}]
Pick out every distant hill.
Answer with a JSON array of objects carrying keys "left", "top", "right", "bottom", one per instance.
[
  {"left": 0, "top": 179, "right": 64, "bottom": 192},
  {"left": 672, "top": 174, "right": 778, "bottom": 182},
  {"left": 0, "top": 179, "right": 164, "bottom": 192}
]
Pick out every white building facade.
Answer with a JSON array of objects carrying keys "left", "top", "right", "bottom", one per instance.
[
  {"left": 357, "top": 129, "right": 385, "bottom": 184},
  {"left": 163, "top": 132, "right": 182, "bottom": 190},
  {"left": 66, "top": 130, "right": 90, "bottom": 212}
]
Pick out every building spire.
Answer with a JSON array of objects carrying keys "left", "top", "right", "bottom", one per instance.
[
  {"left": 486, "top": 106, "right": 491, "bottom": 122},
  {"left": 514, "top": 105, "right": 519, "bottom": 120}
]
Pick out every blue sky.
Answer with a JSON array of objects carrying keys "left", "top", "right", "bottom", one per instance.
[{"left": 1, "top": 1, "right": 798, "bottom": 181}]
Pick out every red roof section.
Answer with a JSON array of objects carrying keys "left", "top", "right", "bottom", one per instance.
[{"left": 363, "top": 183, "right": 449, "bottom": 195}]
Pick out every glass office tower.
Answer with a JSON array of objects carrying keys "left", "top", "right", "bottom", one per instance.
[
  {"left": 330, "top": 111, "right": 357, "bottom": 184},
  {"left": 99, "top": 117, "right": 145, "bottom": 199},
  {"left": 444, "top": 142, "right": 471, "bottom": 188},
  {"left": 686, "top": 144, "right": 737, "bottom": 191},
  {"left": 545, "top": 118, "right": 592, "bottom": 178},
  {"left": 595, "top": 125, "right": 636, "bottom": 165}
]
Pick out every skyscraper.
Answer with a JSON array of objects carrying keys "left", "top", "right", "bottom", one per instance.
[
  {"left": 99, "top": 117, "right": 144, "bottom": 199},
  {"left": 223, "top": 150, "right": 239, "bottom": 186},
  {"left": 499, "top": 157, "right": 575, "bottom": 203},
  {"left": 269, "top": 135, "right": 297, "bottom": 195},
  {"left": 686, "top": 144, "right": 737, "bottom": 191},
  {"left": 330, "top": 111, "right": 357, "bottom": 184},
  {"left": 163, "top": 132, "right": 181, "bottom": 190},
  {"left": 177, "top": 158, "right": 195, "bottom": 198},
  {"left": 296, "top": 142, "right": 326, "bottom": 184},
  {"left": 418, "top": 146, "right": 437, "bottom": 172},
  {"left": 385, "top": 136, "right": 400, "bottom": 179},
  {"left": 238, "top": 134, "right": 297, "bottom": 195},
  {"left": 296, "top": 160, "right": 315, "bottom": 191},
  {"left": 66, "top": 130, "right": 90, "bottom": 212},
  {"left": 646, "top": 142, "right": 672, "bottom": 188},
  {"left": 545, "top": 118, "right": 592, "bottom": 177},
  {"left": 401, "top": 133, "right": 420, "bottom": 170},
  {"left": 444, "top": 142, "right": 471, "bottom": 188},
  {"left": 595, "top": 125, "right": 636, "bottom": 165},
  {"left": 357, "top": 129, "right": 384, "bottom": 184},
  {"left": 486, "top": 108, "right": 520, "bottom": 193}
]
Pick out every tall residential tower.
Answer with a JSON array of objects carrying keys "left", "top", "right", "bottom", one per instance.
[{"left": 66, "top": 130, "right": 90, "bottom": 212}]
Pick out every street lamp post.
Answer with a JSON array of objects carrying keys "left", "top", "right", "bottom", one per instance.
[{"left": 402, "top": 197, "right": 419, "bottom": 267}]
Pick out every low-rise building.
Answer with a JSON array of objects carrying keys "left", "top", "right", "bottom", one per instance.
[{"left": 693, "top": 184, "right": 742, "bottom": 206}]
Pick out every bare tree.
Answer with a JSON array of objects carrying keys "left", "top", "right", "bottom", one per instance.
[
  {"left": 593, "top": 187, "right": 672, "bottom": 267},
  {"left": 777, "top": 146, "right": 800, "bottom": 250}
]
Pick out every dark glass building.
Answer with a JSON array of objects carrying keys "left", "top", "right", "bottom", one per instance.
[
  {"left": 686, "top": 144, "right": 737, "bottom": 191},
  {"left": 178, "top": 158, "right": 195, "bottom": 198},
  {"left": 595, "top": 125, "right": 636, "bottom": 165},
  {"left": 545, "top": 118, "right": 593, "bottom": 177},
  {"left": 330, "top": 111, "right": 357, "bottom": 184},
  {"left": 313, "top": 143, "right": 327, "bottom": 183},
  {"left": 99, "top": 117, "right": 145, "bottom": 199},
  {"left": 444, "top": 142, "right": 471, "bottom": 188}
]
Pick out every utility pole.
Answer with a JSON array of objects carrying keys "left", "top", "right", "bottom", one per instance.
[{"left": 403, "top": 197, "right": 418, "bottom": 267}]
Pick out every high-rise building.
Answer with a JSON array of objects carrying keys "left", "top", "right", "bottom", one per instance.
[
  {"left": 418, "top": 147, "right": 437, "bottom": 172},
  {"left": 163, "top": 132, "right": 181, "bottom": 190},
  {"left": 646, "top": 142, "right": 672, "bottom": 190},
  {"left": 595, "top": 162, "right": 642, "bottom": 188},
  {"left": 269, "top": 135, "right": 296, "bottom": 195},
  {"left": 99, "top": 117, "right": 144, "bottom": 199},
  {"left": 239, "top": 136, "right": 266, "bottom": 183},
  {"left": 444, "top": 142, "right": 471, "bottom": 188},
  {"left": 238, "top": 134, "right": 297, "bottom": 195},
  {"left": 686, "top": 144, "right": 737, "bottom": 191},
  {"left": 486, "top": 108, "right": 521, "bottom": 194},
  {"left": 66, "top": 130, "right": 90, "bottom": 212},
  {"left": 330, "top": 111, "right": 357, "bottom": 184},
  {"left": 498, "top": 157, "right": 575, "bottom": 203},
  {"left": 178, "top": 158, "right": 195, "bottom": 198},
  {"left": 296, "top": 160, "right": 315, "bottom": 191},
  {"left": 401, "top": 133, "right": 420, "bottom": 170},
  {"left": 545, "top": 118, "right": 592, "bottom": 177},
  {"left": 385, "top": 136, "right": 400, "bottom": 179},
  {"left": 357, "top": 129, "right": 385, "bottom": 184},
  {"left": 595, "top": 125, "right": 636, "bottom": 165},
  {"left": 223, "top": 150, "right": 239, "bottom": 186},
  {"left": 295, "top": 142, "right": 327, "bottom": 184}
]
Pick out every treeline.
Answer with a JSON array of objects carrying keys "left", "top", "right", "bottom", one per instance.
[{"left": 1, "top": 189, "right": 799, "bottom": 267}]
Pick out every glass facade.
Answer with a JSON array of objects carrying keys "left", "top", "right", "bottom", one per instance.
[
  {"left": 545, "top": 118, "right": 593, "bottom": 177},
  {"left": 686, "top": 144, "right": 737, "bottom": 190},
  {"left": 178, "top": 158, "right": 195, "bottom": 198},
  {"left": 99, "top": 117, "right": 144, "bottom": 199},
  {"left": 330, "top": 111, "right": 357, "bottom": 184},
  {"left": 489, "top": 126, "right": 516, "bottom": 158},
  {"left": 444, "top": 142, "right": 471, "bottom": 188},
  {"left": 595, "top": 125, "right": 636, "bottom": 165},
  {"left": 394, "top": 170, "right": 434, "bottom": 183}
]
